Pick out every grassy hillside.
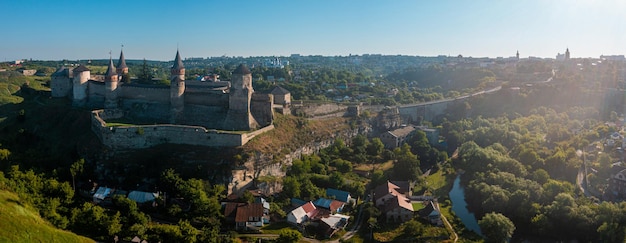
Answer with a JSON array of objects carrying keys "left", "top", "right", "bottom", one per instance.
[{"left": 0, "top": 190, "right": 93, "bottom": 243}]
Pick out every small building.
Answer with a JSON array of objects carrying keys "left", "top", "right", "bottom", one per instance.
[
  {"left": 609, "top": 167, "right": 626, "bottom": 199},
  {"left": 418, "top": 201, "right": 442, "bottom": 226},
  {"left": 223, "top": 202, "right": 269, "bottom": 231},
  {"left": 318, "top": 214, "right": 350, "bottom": 238},
  {"left": 19, "top": 69, "right": 37, "bottom": 76},
  {"left": 313, "top": 198, "right": 345, "bottom": 214},
  {"left": 326, "top": 188, "right": 352, "bottom": 204},
  {"left": 127, "top": 191, "right": 159, "bottom": 204},
  {"left": 235, "top": 203, "right": 267, "bottom": 231},
  {"left": 287, "top": 201, "right": 318, "bottom": 225},
  {"left": 380, "top": 125, "right": 416, "bottom": 149},
  {"left": 92, "top": 187, "right": 113, "bottom": 204},
  {"left": 373, "top": 181, "right": 414, "bottom": 223}
]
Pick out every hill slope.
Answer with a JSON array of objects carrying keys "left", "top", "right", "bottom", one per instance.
[{"left": 0, "top": 190, "right": 94, "bottom": 243}]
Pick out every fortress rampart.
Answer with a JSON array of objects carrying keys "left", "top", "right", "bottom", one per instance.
[{"left": 92, "top": 109, "right": 274, "bottom": 149}]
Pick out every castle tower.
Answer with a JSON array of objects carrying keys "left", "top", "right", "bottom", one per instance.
[
  {"left": 170, "top": 50, "right": 185, "bottom": 123},
  {"left": 105, "top": 57, "right": 119, "bottom": 109},
  {"left": 116, "top": 50, "right": 129, "bottom": 76},
  {"left": 224, "top": 64, "right": 258, "bottom": 130},
  {"left": 565, "top": 48, "right": 570, "bottom": 60},
  {"left": 72, "top": 65, "right": 90, "bottom": 106},
  {"left": 516, "top": 50, "right": 519, "bottom": 60}
]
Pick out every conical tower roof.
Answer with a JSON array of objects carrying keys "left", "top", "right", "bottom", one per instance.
[
  {"left": 116, "top": 50, "right": 128, "bottom": 69},
  {"left": 233, "top": 64, "right": 251, "bottom": 75},
  {"left": 172, "top": 50, "right": 184, "bottom": 70},
  {"left": 105, "top": 57, "right": 117, "bottom": 78}
]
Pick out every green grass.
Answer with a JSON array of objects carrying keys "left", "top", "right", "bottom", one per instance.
[
  {"left": 0, "top": 190, "right": 94, "bottom": 243},
  {"left": 412, "top": 202, "right": 425, "bottom": 211},
  {"left": 260, "top": 221, "right": 299, "bottom": 234}
]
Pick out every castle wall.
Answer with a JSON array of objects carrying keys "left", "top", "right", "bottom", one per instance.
[
  {"left": 179, "top": 104, "right": 228, "bottom": 129},
  {"left": 251, "top": 93, "right": 273, "bottom": 127},
  {"left": 184, "top": 92, "right": 228, "bottom": 106},
  {"left": 120, "top": 100, "right": 170, "bottom": 123},
  {"left": 89, "top": 81, "right": 106, "bottom": 96},
  {"left": 51, "top": 76, "right": 71, "bottom": 97},
  {"left": 119, "top": 84, "right": 170, "bottom": 103},
  {"left": 295, "top": 103, "right": 347, "bottom": 117},
  {"left": 91, "top": 109, "right": 274, "bottom": 149},
  {"left": 87, "top": 81, "right": 105, "bottom": 106}
]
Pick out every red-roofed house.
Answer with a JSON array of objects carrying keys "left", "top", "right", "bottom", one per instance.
[
  {"left": 287, "top": 201, "right": 319, "bottom": 225},
  {"left": 235, "top": 203, "right": 266, "bottom": 231},
  {"left": 373, "top": 181, "right": 414, "bottom": 222}
]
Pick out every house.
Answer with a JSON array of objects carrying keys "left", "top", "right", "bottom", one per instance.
[
  {"left": 326, "top": 188, "right": 352, "bottom": 204},
  {"left": 127, "top": 191, "right": 158, "bottom": 204},
  {"left": 92, "top": 187, "right": 113, "bottom": 204},
  {"left": 223, "top": 202, "right": 269, "bottom": 231},
  {"left": 313, "top": 198, "right": 345, "bottom": 214},
  {"left": 609, "top": 166, "right": 626, "bottom": 199},
  {"left": 418, "top": 201, "right": 442, "bottom": 226},
  {"left": 373, "top": 181, "right": 410, "bottom": 207},
  {"left": 381, "top": 195, "right": 414, "bottom": 222},
  {"left": 223, "top": 202, "right": 246, "bottom": 224},
  {"left": 380, "top": 125, "right": 416, "bottom": 149},
  {"left": 287, "top": 201, "right": 318, "bottom": 225},
  {"left": 373, "top": 181, "right": 414, "bottom": 222},
  {"left": 318, "top": 214, "right": 350, "bottom": 238},
  {"left": 235, "top": 203, "right": 267, "bottom": 231}
]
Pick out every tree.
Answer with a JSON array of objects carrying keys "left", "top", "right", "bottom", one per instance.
[
  {"left": 70, "top": 158, "right": 84, "bottom": 191},
  {"left": 367, "top": 138, "right": 385, "bottom": 158},
  {"left": 478, "top": 212, "right": 515, "bottom": 243},
  {"left": 138, "top": 58, "right": 153, "bottom": 82},
  {"left": 277, "top": 229, "right": 302, "bottom": 243}
]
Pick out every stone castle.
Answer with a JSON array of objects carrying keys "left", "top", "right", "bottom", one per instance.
[{"left": 51, "top": 50, "right": 283, "bottom": 131}]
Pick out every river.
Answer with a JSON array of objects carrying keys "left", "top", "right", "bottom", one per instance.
[{"left": 449, "top": 175, "right": 482, "bottom": 236}]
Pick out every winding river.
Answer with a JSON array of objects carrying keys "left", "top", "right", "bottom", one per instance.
[{"left": 449, "top": 175, "right": 483, "bottom": 236}]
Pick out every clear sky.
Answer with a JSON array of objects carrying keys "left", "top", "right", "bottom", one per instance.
[{"left": 2, "top": 0, "right": 626, "bottom": 61}]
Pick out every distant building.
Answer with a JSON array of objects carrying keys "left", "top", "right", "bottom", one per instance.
[
  {"left": 19, "top": 69, "right": 37, "bottom": 76},
  {"left": 380, "top": 125, "right": 416, "bottom": 149},
  {"left": 601, "top": 55, "right": 626, "bottom": 61}
]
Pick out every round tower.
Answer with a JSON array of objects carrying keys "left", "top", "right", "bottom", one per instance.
[
  {"left": 105, "top": 57, "right": 119, "bottom": 109},
  {"left": 170, "top": 50, "right": 185, "bottom": 122},
  {"left": 225, "top": 64, "right": 258, "bottom": 130},
  {"left": 72, "top": 65, "right": 90, "bottom": 105}
]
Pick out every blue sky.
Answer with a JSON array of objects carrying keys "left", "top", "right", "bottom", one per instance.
[{"left": 2, "top": 0, "right": 626, "bottom": 61}]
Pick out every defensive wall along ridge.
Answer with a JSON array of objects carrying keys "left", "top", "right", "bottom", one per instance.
[{"left": 91, "top": 109, "right": 274, "bottom": 149}]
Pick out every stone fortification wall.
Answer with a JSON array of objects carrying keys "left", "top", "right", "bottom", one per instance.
[
  {"left": 120, "top": 100, "right": 170, "bottom": 122},
  {"left": 91, "top": 109, "right": 274, "bottom": 149},
  {"left": 179, "top": 104, "right": 227, "bottom": 129},
  {"left": 119, "top": 84, "right": 170, "bottom": 103},
  {"left": 51, "top": 76, "right": 71, "bottom": 97},
  {"left": 88, "top": 81, "right": 105, "bottom": 105},
  {"left": 250, "top": 93, "right": 273, "bottom": 127},
  {"left": 294, "top": 102, "right": 347, "bottom": 117},
  {"left": 185, "top": 92, "right": 228, "bottom": 106}
]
